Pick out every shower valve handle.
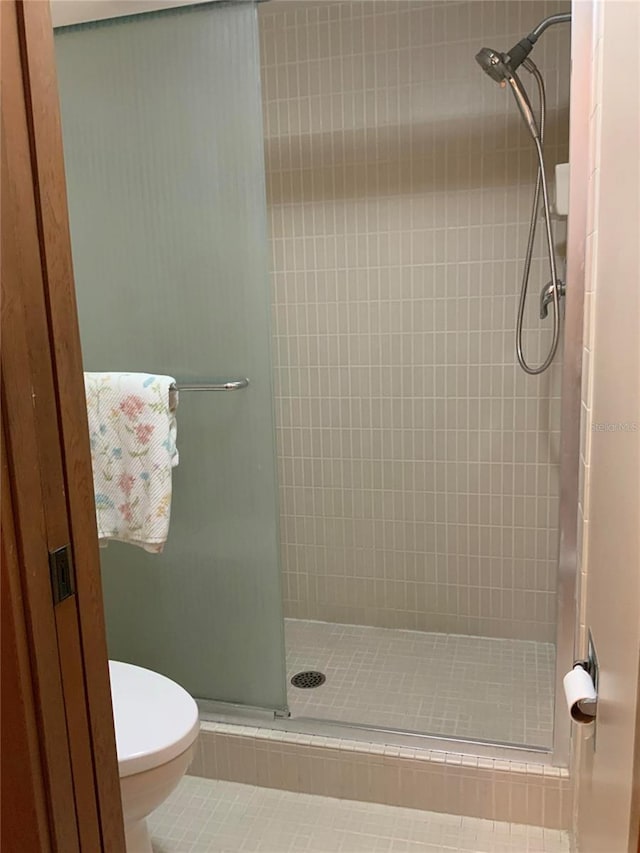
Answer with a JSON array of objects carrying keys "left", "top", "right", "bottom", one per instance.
[{"left": 540, "top": 279, "right": 566, "bottom": 319}]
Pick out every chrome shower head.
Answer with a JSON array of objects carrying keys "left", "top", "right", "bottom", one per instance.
[
  {"left": 475, "top": 47, "right": 540, "bottom": 140},
  {"left": 475, "top": 12, "right": 571, "bottom": 141},
  {"left": 475, "top": 32, "right": 537, "bottom": 82},
  {"left": 475, "top": 46, "right": 511, "bottom": 84}
]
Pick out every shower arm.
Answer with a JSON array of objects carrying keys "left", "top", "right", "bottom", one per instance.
[
  {"left": 503, "top": 12, "right": 572, "bottom": 76},
  {"left": 529, "top": 12, "right": 572, "bottom": 43}
]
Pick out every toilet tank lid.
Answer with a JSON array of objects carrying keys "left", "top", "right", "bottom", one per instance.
[{"left": 109, "top": 660, "right": 199, "bottom": 778}]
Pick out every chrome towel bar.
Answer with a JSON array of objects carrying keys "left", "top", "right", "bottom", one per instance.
[
  {"left": 168, "top": 378, "right": 248, "bottom": 411},
  {"left": 175, "top": 378, "right": 249, "bottom": 392}
]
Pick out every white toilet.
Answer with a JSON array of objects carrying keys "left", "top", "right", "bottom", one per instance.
[{"left": 109, "top": 660, "right": 200, "bottom": 853}]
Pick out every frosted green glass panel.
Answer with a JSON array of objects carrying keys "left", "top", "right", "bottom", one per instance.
[{"left": 55, "top": 3, "right": 287, "bottom": 710}]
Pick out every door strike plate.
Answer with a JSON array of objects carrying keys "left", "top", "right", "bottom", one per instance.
[{"left": 49, "top": 544, "right": 75, "bottom": 604}]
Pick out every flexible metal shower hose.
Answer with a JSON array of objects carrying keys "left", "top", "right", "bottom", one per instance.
[{"left": 515, "top": 61, "right": 562, "bottom": 375}]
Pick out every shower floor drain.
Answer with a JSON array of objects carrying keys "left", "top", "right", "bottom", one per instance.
[{"left": 290, "top": 670, "right": 326, "bottom": 689}]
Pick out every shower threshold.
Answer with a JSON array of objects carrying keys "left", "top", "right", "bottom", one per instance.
[{"left": 197, "top": 697, "right": 554, "bottom": 765}]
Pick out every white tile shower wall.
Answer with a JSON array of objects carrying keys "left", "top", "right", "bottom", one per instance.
[{"left": 260, "top": 1, "right": 571, "bottom": 641}]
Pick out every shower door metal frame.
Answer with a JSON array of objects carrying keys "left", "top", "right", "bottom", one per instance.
[{"left": 551, "top": 0, "right": 592, "bottom": 768}]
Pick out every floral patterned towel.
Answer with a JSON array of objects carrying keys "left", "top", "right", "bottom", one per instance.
[{"left": 84, "top": 372, "right": 179, "bottom": 553}]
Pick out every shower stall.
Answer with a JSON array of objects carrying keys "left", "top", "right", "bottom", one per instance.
[{"left": 54, "top": 0, "right": 578, "bottom": 768}]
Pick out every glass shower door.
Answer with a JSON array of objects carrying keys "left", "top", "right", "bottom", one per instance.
[{"left": 55, "top": 2, "right": 287, "bottom": 710}]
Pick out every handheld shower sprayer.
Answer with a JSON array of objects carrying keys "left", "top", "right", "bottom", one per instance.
[
  {"left": 506, "top": 72, "right": 540, "bottom": 140},
  {"left": 474, "top": 48, "right": 540, "bottom": 139},
  {"left": 475, "top": 12, "right": 571, "bottom": 375}
]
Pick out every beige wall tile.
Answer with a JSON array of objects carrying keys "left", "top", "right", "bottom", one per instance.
[{"left": 260, "top": 0, "right": 570, "bottom": 640}]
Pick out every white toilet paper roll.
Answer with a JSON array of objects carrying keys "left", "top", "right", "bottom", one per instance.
[{"left": 563, "top": 664, "right": 597, "bottom": 723}]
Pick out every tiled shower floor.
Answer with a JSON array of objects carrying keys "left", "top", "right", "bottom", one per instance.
[
  {"left": 285, "top": 620, "right": 554, "bottom": 749},
  {"left": 149, "top": 776, "right": 569, "bottom": 852}
]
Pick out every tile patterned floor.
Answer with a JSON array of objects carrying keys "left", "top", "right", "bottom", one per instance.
[
  {"left": 149, "top": 776, "right": 570, "bottom": 853},
  {"left": 285, "top": 620, "right": 554, "bottom": 748}
]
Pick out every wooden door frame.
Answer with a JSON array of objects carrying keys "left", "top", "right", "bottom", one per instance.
[
  {"left": 1, "top": 1, "right": 125, "bottom": 849},
  {"left": 18, "top": 2, "right": 125, "bottom": 840},
  {"left": 1, "top": 428, "right": 55, "bottom": 852}
]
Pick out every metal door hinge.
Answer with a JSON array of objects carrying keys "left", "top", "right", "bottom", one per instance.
[{"left": 49, "top": 545, "right": 75, "bottom": 604}]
